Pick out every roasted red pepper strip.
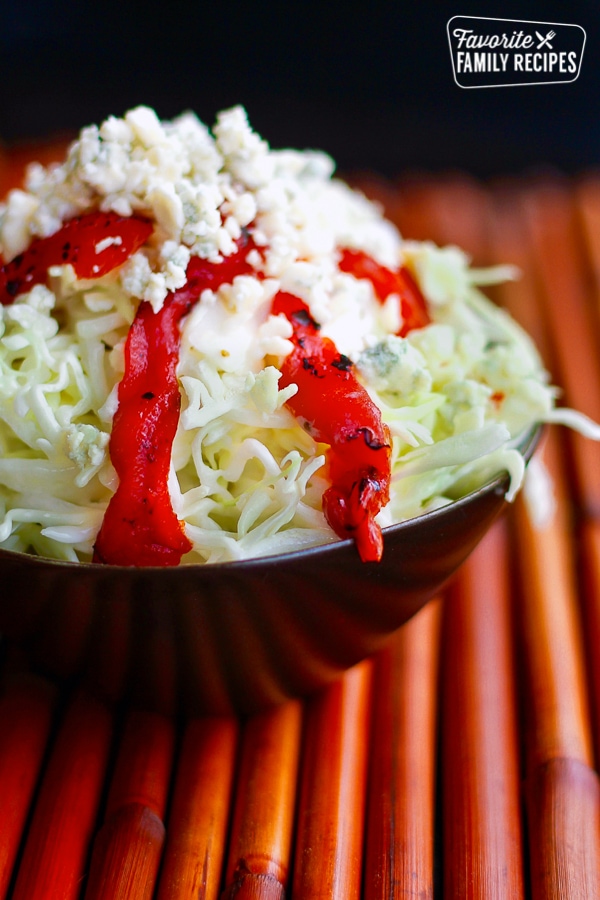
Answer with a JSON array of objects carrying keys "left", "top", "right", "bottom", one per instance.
[
  {"left": 338, "top": 248, "right": 429, "bottom": 337},
  {"left": 0, "top": 212, "right": 153, "bottom": 305},
  {"left": 93, "top": 236, "right": 256, "bottom": 566},
  {"left": 273, "top": 291, "right": 391, "bottom": 562}
]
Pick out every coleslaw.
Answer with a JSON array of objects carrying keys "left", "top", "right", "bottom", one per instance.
[{"left": 0, "top": 105, "right": 597, "bottom": 564}]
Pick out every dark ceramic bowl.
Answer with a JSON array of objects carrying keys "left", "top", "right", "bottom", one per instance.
[{"left": 0, "top": 426, "right": 541, "bottom": 715}]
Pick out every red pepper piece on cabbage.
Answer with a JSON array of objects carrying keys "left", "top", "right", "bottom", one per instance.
[
  {"left": 0, "top": 211, "right": 153, "bottom": 305},
  {"left": 338, "top": 247, "right": 429, "bottom": 337},
  {"left": 93, "top": 234, "right": 256, "bottom": 566},
  {"left": 273, "top": 291, "right": 392, "bottom": 562}
]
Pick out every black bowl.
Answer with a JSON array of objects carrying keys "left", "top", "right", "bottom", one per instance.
[{"left": 0, "top": 426, "right": 541, "bottom": 715}]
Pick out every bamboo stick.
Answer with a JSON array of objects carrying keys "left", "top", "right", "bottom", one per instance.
[
  {"left": 291, "top": 659, "right": 373, "bottom": 900},
  {"left": 363, "top": 598, "right": 441, "bottom": 900},
  {"left": 221, "top": 699, "right": 302, "bottom": 899},
  {"left": 441, "top": 522, "right": 526, "bottom": 899},
  {"left": 575, "top": 174, "right": 600, "bottom": 322},
  {"left": 488, "top": 180, "right": 552, "bottom": 351},
  {"left": 394, "top": 173, "right": 491, "bottom": 264},
  {"left": 579, "top": 517, "right": 600, "bottom": 761},
  {"left": 103, "top": 710, "right": 175, "bottom": 821},
  {"left": 514, "top": 439, "right": 592, "bottom": 771},
  {"left": 83, "top": 709, "right": 176, "bottom": 900},
  {"left": 10, "top": 689, "right": 114, "bottom": 900},
  {"left": 0, "top": 671, "right": 58, "bottom": 898},
  {"left": 525, "top": 755, "right": 600, "bottom": 898},
  {"left": 512, "top": 448, "right": 600, "bottom": 897},
  {"left": 156, "top": 716, "right": 239, "bottom": 900},
  {"left": 522, "top": 180, "right": 600, "bottom": 516},
  {"left": 570, "top": 178, "right": 600, "bottom": 765}
]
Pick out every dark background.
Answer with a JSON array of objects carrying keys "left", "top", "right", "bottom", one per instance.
[{"left": 1, "top": 0, "right": 598, "bottom": 178}]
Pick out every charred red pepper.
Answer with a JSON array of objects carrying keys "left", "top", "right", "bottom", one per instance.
[
  {"left": 338, "top": 248, "right": 429, "bottom": 337},
  {"left": 273, "top": 291, "right": 391, "bottom": 562},
  {"left": 93, "top": 236, "right": 256, "bottom": 566},
  {"left": 0, "top": 211, "right": 153, "bottom": 305}
]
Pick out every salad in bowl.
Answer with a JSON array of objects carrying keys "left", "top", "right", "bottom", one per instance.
[{"left": 0, "top": 105, "right": 597, "bottom": 570}]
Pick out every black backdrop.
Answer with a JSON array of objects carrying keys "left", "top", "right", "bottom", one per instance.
[{"left": 1, "top": 0, "right": 599, "bottom": 177}]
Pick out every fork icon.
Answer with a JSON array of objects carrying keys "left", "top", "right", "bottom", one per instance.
[{"left": 536, "top": 29, "right": 556, "bottom": 49}]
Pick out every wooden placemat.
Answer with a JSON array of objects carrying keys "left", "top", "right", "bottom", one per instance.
[{"left": 1, "top": 149, "right": 600, "bottom": 898}]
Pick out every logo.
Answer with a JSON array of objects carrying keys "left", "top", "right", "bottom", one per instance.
[{"left": 447, "top": 16, "right": 586, "bottom": 88}]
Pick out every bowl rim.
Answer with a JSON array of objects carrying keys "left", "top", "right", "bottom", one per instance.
[{"left": 0, "top": 424, "right": 542, "bottom": 575}]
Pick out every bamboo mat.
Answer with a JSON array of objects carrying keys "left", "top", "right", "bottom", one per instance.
[{"left": 1, "top": 147, "right": 600, "bottom": 898}]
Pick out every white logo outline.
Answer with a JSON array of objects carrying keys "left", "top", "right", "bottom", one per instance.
[{"left": 447, "top": 16, "right": 586, "bottom": 89}]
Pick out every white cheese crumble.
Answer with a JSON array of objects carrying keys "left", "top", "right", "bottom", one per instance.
[{"left": 95, "top": 235, "right": 122, "bottom": 254}]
